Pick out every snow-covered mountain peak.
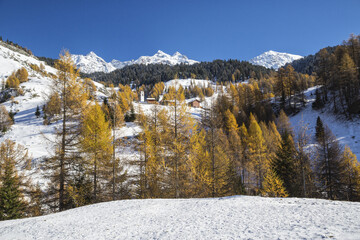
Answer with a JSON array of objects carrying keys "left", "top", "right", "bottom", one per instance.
[
  {"left": 73, "top": 50, "right": 199, "bottom": 73},
  {"left": 87, "top": 51, "right": 98, "bottom": 57},
  {"left": 71, "top": 51, "right": 116, "bottom": 74},
  {"left": 155, "top": 50, "right": 167, "bottom": 56},
  {"left": 250, "top": 50, "right": 303, "bottom": 70},
  {"left": 173, "top": 51, "right": 181, "bottom": 56}
]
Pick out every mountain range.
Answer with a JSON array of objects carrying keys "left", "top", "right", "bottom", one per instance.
[
  {"left": 71, "top": 50, "right": 199, "bottom": 74},
  {"left": 72, "top": 49, "right": 303, "bottom": 74}
]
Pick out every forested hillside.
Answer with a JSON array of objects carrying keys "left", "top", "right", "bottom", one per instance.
[{"left": 85, "top": 60, "right": 273, "bottom": 86}]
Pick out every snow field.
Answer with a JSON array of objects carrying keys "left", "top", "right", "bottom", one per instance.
[{"left": 0, "top": 196, "right": 359, "bottom": 240}]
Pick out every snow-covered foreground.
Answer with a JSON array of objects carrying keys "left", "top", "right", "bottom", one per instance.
[{"left": 0, "top": 196, "right": 359, "bottom": 240}]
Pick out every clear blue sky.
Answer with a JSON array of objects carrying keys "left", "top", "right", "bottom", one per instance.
[{"left": 0, "top": 0, "right": 359, "bottom": 62}]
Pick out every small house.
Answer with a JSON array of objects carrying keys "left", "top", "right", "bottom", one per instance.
[
  {"left": 187, "top": 98, "right": 202, "bottom": 108},
  {"left": 146, "top": 98, "right": 157, "bottom": 104}
]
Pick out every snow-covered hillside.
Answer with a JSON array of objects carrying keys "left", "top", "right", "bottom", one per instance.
[
  {"left": 72, "top": 50, "right": 199, "bottom": 74},
  {"left": 71, "top": 52, "right": 116, "bottom": 74},
  {"left": 164, "top": 78, "right": 213, "bottom": 90},
  {"left": 0, "top": 42, "right": 108, "bottom": 162},
  {"left": 0, "top": 196, "right": 359, "bottom": 240},
  {"left": 250, "top": 50, "right": 302, "bottom": 70},
  {"left": 290, "top": 87, "right": 360, "bottom": 160}
]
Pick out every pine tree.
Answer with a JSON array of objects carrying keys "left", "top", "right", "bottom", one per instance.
[
  {"left": 0, "top": 140, "right": 29, "bottom": 220},
  {"left": 0, "top": 158, "right": 26, "bottom": 220},
  {"left": 315, "top": 124, "right": 344, "bottom": 200},
  {"left": 261, "top": 169, "right": 288, "bottom": 198},
  {"left": 35, "top": 105, "right": 41, "bottom": 118},
  {"left": 272, "top": 131, "right": 300, "bottom": 196},
  {"left": 315, "top": 116, "right": 324, "bottom": 142}
]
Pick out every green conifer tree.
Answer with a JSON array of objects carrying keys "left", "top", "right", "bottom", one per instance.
[{"left": 0, "top": 158, "right": 26, "bottom": 220}]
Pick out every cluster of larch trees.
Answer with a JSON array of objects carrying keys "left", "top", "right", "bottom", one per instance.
[
  {"left": 2, "top": 43, "right": 360, "bottom": 221},
  {"left": 134, "top": 83, "right": 360, "bottom": 200},
  {"left": 41, "top": 51, "right": 129, "bottom": 212},
  {"left": 313, "top": 34, "right": 360, "bottom": 116}
]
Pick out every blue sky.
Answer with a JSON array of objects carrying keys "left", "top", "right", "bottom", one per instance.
[{"left": 0, "top": 0, "right": 359, "bottom": 62}]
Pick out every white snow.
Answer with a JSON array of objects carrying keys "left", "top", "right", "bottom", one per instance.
[
  {"left": 71, "top": 52, "right": 116, "bottom": 74},
  {"left": 72, "top": 50, "right": 199, "bottom": 74},
  {"left": 164, "top": 78, "right": 213, "bottom": 90},
  {"left": 250, "top": 50, "right": 303, "bottom": 70},
  {"left": 0, "top": 196, "right": 359, "bottom": 240},
  {"left": 290, "top": 87, "right": 360, "bottom": 160}
]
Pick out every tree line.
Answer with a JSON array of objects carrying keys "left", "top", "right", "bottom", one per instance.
[
  {"left": 84, "top": 59, "right": 273, "bottom": 87},
  {"left": 312, "top": 34, "right": 360, "bottom": 116}
]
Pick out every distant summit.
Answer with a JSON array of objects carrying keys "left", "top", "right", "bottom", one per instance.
[
  {"left": 250, "top": 50, "right": 303, "bottom": 70},
  {"left": 71, "top": 52, "right": 116, "bottom": 74},
  {"left": 72, "top": 50, "right": 199, "bottom": 74}
]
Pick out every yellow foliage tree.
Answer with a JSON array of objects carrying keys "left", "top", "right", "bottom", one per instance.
[
  {"left": 261, "top": 169, "right": 288, "bottom": 197},
  {"left": 187, "top": 128, "right": 211, "bottom": 197},
  {"left": 341, "top": 146, "right": 360, "bottom": 201},
  {"left": 81, "top": 102, "right": 112, "bottom": 203},
  {"left": 224, "top": 109, "right": 238, "bottom": 133},
  {"left": 44, "top": 50, "right": 89, "bottom": 211},
  {"left": 247, "top": 113, "right": 268, "bottom": 190},
  {"left": 15, "top": 68, "right": 28, "bottom": 83},
  {"left": 5, "top": 73, "right": 20, "bottom": 89}
]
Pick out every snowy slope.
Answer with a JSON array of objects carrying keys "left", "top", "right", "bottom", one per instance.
[
  {"left": 290, "top": 87, "right": 360, "bottom": 161},
  {"left": 0, "top": 43, "right": 109, "bottom": 161},
  {"left": 0, "top": 43, "right": 63, "bottom": 161},
  {"left": 250, "top": 50, "right": 303, "bottom": 70},
  {"left": 71, "top": 52, "right": 116, "bottom": 74},
  {"left": 0, "top": 196, "right": 359, "bottom": 240},
  {"left": 73, "top": 50, "right": 199, "bottom": 73},
  {"left": 164, "top": 78, "right": 213, "bottom": 90}
]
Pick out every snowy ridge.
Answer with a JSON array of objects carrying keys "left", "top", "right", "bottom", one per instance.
[
  {"left": 250, "top": 50, "right": 303, "bottom": 70},
  {"left": 71, "top": 51, "right": 116, "bottom": 74},
  {"left": 165, "top": 78, "right": 213, "bottom": 90},
  {"left": 0, "top": 196, "right": 359, "bottom": 239},
  {"left": 72, "top": 50, "right": 199, "bottom": 74}
]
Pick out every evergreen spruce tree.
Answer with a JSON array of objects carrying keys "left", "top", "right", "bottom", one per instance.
[
  {"left": 271, "top": 131, "right": 299, "bottom": 196},
  {"left": 315, "top": 116, "right": 324, "bottom": 142},
  {"left": 315, "top": 124, "right": 344, "bottom": 200},
  {"left": 0, "top": 157, "right": 26, "bottom": 220},
  {"left": 35, "top": 105, "right": 41, "bottom": 118}
]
